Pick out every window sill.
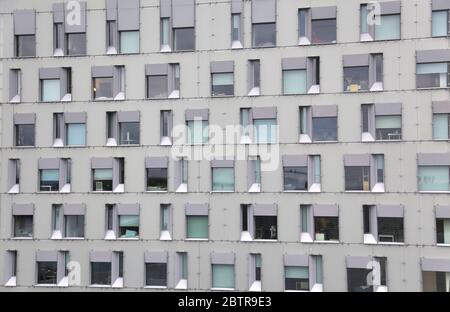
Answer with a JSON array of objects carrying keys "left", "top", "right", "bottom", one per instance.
[
  {"left": 4, "top": 277, "right": 16, "bottom": 287},
  {"left": 211, "top": 288, "right": 235, "bottom": 291},
  {"left": 35, "top": 284, "right": 58, "bottom": 287},
  {"left": 345, "top": 191, "right": 371, "bottom": 193},
  {"left": 416, "top": 87, "right": 449, "bottom": 90},
  {"left": 211, "top": 190, "right": 235, "bottom": 193},
  {"left": 211, "top": 94, "right": 235, "bottom": 98},
  {"left": 249, "top": 281, "right": 262, "bottom": 292},
  {"left": 13, "top": 146, "right": 36, "bottom": 149},
  {"left": 376, "top": 242, "right": 405, "bottom": 246},
  {"left": 285, "top": 290, "right": 309, "bottom": 293},
  {"left": 313, "top": 240, "right": 340, "bottom": 244},
  {"left": 146, "top": 190, "right": 168, "bottom": 193},
  {"left": 311, "top": 284, "right": 323, "bottom": 292},
  {"left": 231, "top": 41, "right": 243, "bottom": 49},
  {"left": 63, "top": 237, "right": 85, "bottom": 240},
  {"left": 89, "top": 285, "right": 112, "bottom": 288},
  {"left": 419, "top": 191, "right": 450, "bottom": 194},
  {"left": 436, "top": 243, "right": 450, "bottom": 247},
  {"left": 144, "top": 286, "right": 168, "bottom": 289},
  {"left": 185, "top": 238, "right": 209, "bottom": 241},
  {"left": 283, "top": 190, "right": 309, "bottom": 193},
  {"left": 8, "top": 185, "right": 20, "bottom": 194},
  {"left": 118, "top": 144, "right": 140, "bottom": 147},
  {"left": 160, "top": 231, "right": 172, "bottom": 241},
  {"left": 118, "top": 237, "right": 139, "bottom": 240},
  {"left": 240, "top": 231, "right": 253, "bottom": 242},
  {"left": 12, "top": 237, "right": 33, "bottom": 240},
  {"left": 175, "top": 279, "right": 188, "bottom": 289},
  {"left": 375, "top": 139, "right": 402, "bottom": 142},
  {"left": 253, "top": 239, "right": 277, "bottom": 242}
]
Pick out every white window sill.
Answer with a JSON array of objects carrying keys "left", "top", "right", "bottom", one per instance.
[
  {"left": 248, "top": 183, "right": 261, "bottom": 193},
  {"left": 307, "top": 85, "right": 320, "bottom": 94},
  {"left": 249, "top": 281, "right": 262, "bottom": 292},
  {"left": 10, "top": 95, "right": 21, "bottom": 103},
  {"left": 176, "top": 183, "right": 188, "bottom": 193},
  {"left": 371, "top": 183, "right": 385, "bottom": 193},
  {"left": 370, "top": 82, "right": 384, "bottom": 92},
  {"left": 283, "top": 190, "right": 308, "bottom": 193},
  {"left": 112, "top": 278, "right": 123, "bottom": 288},
  {"left": 114, "top": 92, "right": 125, "bottom": 101},
  {"left": 419, "top": 191, "right": 450, "bottom": 194},
  {"left": 160, "top": 137, "right": 172, "bottom": 146},
  {"left": 360, "top": 33, "right": 374, "bottom": 42},
  {"left": 363, "top": 234, "right": 377, "bottom": 244},
  {"left": 160, "top": 231, "right": 172, "bottom": 241},
  {"left": 5, "top": 277, "right": 16, "bottom": 287},
  {"left": 345, "top": 191, "right": 371, "bottom": 193},
  {"left": 185, "top": 238, "right": 209, "bottom": 241},
  {"left": 51, "top": 230, "right": 62, "bottom": 240},
  {"left": 300, "top": 233, "right": 313, "bottom": 243},
  {"left": 253, "top": 239, "right": 277, "bottom": 242},
  {"left": 89, "top": 284, "right": 112, "bottom": 288},
  {"left": 60, "top": 184, "right": 71, "bottom": 193},
  {"left": 299, "top": 134, "right": 312, "bottom": 143},
  {"left": 240, "top": 136, "right": 252, "bottom": 144},
  {"left": 313, "top": 240, "right": 340, "bottom": 244},
  {"left": 12, "top": 237, "right": 33, "bottom": 240},
  {"left": 58, "top": 277, "right": 69, "bottom": 287},
  {"left": 309, "top": 183, "right": 321, "bottom": 193},
  {"left": 35, "top": 284, "right": 57, "bottom": 287},
  {"left": 113, "top": 184, "right": 125, "bottom": 193},
  {"left": 146, "top": 190, "right": 168, "bottom": 193},
  {"left": 285, "top": 290, "right": 309, "bottom": 293},
  {"left": 168, "top": 90, "right": 180, "bottom": 99},
  {"left": 144, "top": 286, "right": 167, "bottom": 289},
  {"left": 61, "top": 93, "right": 72, "bottom": 102},
  {"left": 53, "top": 139, "right": 64, "bottom": 147},
  {"left": 436, "top": 243, "right": 450, "bottom": 247},
  {"left": 8, "top": 184, "right": 20, "bottom": 194},
  {"left": 375, "top": 285, "right": 388, "bottom": 292},
  {"left": 311, "top": 284, "right": 323, "bottom": 292},
  {"left": 377, "top": 242, "right": 404, "bottom": 246},
  {"left": 104, "top": 230, "right": 116, "bottom": 240},
  {"left": 106, "top": 47, "right": 117, "bottom": 55},
  {"left": 211, "top": 190, "right": 234, "bottom": 193},
  {"left": 231, "top": 41, "right": 243, "bottom": 49},
  {"left": 106, "top": 138, "right": 118, "bottom": 146},
  {"left": 298, "top": 37, "right": 311, "bottom": 45},
  {"left": 118, "top": 237, "right": 139, "bottom": 240},
  {"left": 175, "top": 279, "right": 188, "bottom": 290},
  {"left": 211, "top": 288, "right": 235, "bottom": 291},
  {"left": 240, "top": 231, "right": 253, "bottom": 242},
  {"left": 92, "top": 191, "right": 113, "bottom": 194},
  {"left": 361, "top": 132, "right": 375, "bottom": 142},
  {"left": 160, "top": 45, "right": 172, "bottom": 53},
  {"left": 248, "top": 87, "right": 260, "bottom": 96},
  {"left": 63, "top": 237, "right": 85, "bottom": 240}
]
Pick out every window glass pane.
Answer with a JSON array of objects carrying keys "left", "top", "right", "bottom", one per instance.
[
  {"left": 314, "top": 156, "right": 321, "bottom": 183},
  {"left": 187, "top": 120, "right": 208, "bottom": 144},
  {"left": 40, "top": 169, "right": 59, "bottom": 191},
  {"left": 16, "top": 124, "right": 35, "bottom": 146},
  {"left": 283, "top": 166, "right": 308, "bottom": 191},
  {"left": 299, "top": 10, "right": 307, "bottom": 37},
  {"left": 93, "top": 77, "right": 113, "bottom": 99},
  {"left": 53, "top": 206, "right": 61, "bottom": 230},
  {"left": 254, "top": 119, "right": 277, "bottom": 143},
  {"left": 94, "top": 169, "right": 113, "bottom": 180},
  {"left": 181, "top": 253, "right": 188, "bottom": 279},
  {"left": 312, "top": 117, "right": 337, "bottom": 141},
  {"left": 120, "top": 31, "right": 139, "bottom": 54},
  {"left": 16, "top": 35, "right": 35, "bottom": 57},
  {"left": 119, "top": 215, "right": 139, "bottom": 238},
  {"left": 232, "top": 14, "right": 241, "bottom": 41},
  {"left": 347, "top": 268, "right": 373, "bottom": 292},
  {"left": 301, "top": 206, "right": 309, "bottom": 232},
  {"left": 14, "top": 215, "right": 33, "bottom": 237},
  {"left": 186, "top": 216, "right": 208, "bottom": 239},
  {"left": 345, "top": 166, "right": 370, "bottom": 191},
  {"left": 433, "top": 114, "right": 449, "bottom": 139},
  {"left": 67, "top": 123, "right": 86, "bottom": 146},
  {"left": 42, "top": 79, "right": 60, "bottom": 101},
  {"left": 360, "top": 5, "right": 368, "bottom": 34},
  {"left": 432, "top": 11, "right": 448, "bottom": 37},
  {"left": 212, "top": 264, "right": 234, "bottom": 289},
  {"left": 161, "top": 205, "right": 169, "bottom": 231},
  {"left": 146, "top": 263, "right": 167, "bottom": 286},
  {"left": 254, "top": 158, "right": 261, "bottom": 184},
  {"left": 375, "top": 15, "right": 400, "bottom": 40},
  {"left": 254, "top": 216, "right": 277, "bottom": 239},
  {"left": 417, "top": 63, "right": 448, "bottom": 88},
  {"left": 417, "top": 63, "right": 448, "bottom": 74},
  {"left": 161, "top": 19, "right": 170, "bottom": 45},
  {"left": 283, "top": 70, "right": 307, "bottom": 94},
  {"left": 147, "top": 75, "right": 168, "bottom": 98},
  {"left": 418, "top": 166, "right": 450, "bottom": 191},
  {"left": 378, "top": 217, "right": 404, "bottom": 242},
  {"left": 285, "top": 266, "right": 309, "bottom": 290},
  {"left": 315, "top": 257, "right": 323, "bottom": 284},
  {"left": 252, "top": 23, "right": 276, "bottom": 47},
  {"left": 147, "top": 168, "right": 168, "bottom": 191},
  {"left": 344, "top": 66, "right": 370, "bottom": 91},
  {"left": 212, "top": 167, "right": 234, "bottom": 191},
  {"left": 212, "top": 73, "right": 234, "bottom": 96},
  {"left": 66, "top": 33, "right": 86, "bottom": 55},
  {"left": 174, "top": 28, "right": 195, "bottom": 51},
  {"left": 37, "top": 262, "right": 57, "bottom": 284},
  {"left": 314, "top": 217, "right": 339, "bottom": 241},
  {"left": 311, "top": 19, "right": 336, "bottom": 43},
  {"left": 91, "top": 262, "right": 111, "bottom": 285},
  {"left": 119, "top": 122, "right": 140, "bottom": 145},
  {"left": 65, "top": 215, "right": 84, "bottom": 237},
  {"left": 375, "top": 115, "right": 402, "bottom": 140}
]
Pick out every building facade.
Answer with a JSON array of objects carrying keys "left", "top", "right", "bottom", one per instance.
[{"left": 0, "top": 0, "right": 449, "bottom": 291}]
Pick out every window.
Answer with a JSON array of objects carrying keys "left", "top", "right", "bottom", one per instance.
[
  {"left": 119, "top": 215, "right": 139, "bottom": 238},
  {"left": 160, "top": 18, "right": 170, "bottom": 51},
  {"left": 344, "top": 54, "right": 383, "bottom": 92},
  {"left": 147, "top": 168, "right": 168, "bottom": 191},
  {"left": 146, "top": 263, "right": 167, "bottom": 287},
  {"left": 416, "top": 62, "right": 449, "bottom": 88},
  {"left": 106, "top": 20, "right": 117, "bottom": 54},
  {"left": 92, "top": 66, "right": 125, "bottom": 100},
  {"left": 211, "top": 61, "right": 234, "bottom": 97},
  {"left": 344, "top": 154, "right": 384, "bottom": 192},
  {"left": 375, "top": 115, "right": 401, "bottom": 140},
  {"left": 254, "top": 216, "right": 277, "bottom": 240},
  {"left": 39, "top": 67, "right": 71, "bottom": 102},
  {"left": 146, "top": 63, "right": 180, "bottom": 99},
  {"left": 251, "top": 254, "right": 262, "bottom": 289},
  {"left": 8, "top": 159, "right": 20, "bottom": 194},
  {"left": 38, "top": 158, "right": 70, "bottom": 193},
  {"left": 283, "top": 155, "right": 321, "bottom": 192},
  {"left": 66, "top": 33, "right": 86, "bottom": 55},
  {"left": 40, "top": 170, "right": 59, "bottom": 192},
  {"left": 9, "top": 69, "right": 21, "bottom": 103},
  {"left": 187, "top": 120, "right": 208, "bottom": 144},
  {"left": 361, "top": 103, "right": 402, "bottom": 141},
  {"left": 252, "top": 23, "right": 276, "bottom": 48},
  {"left": 247, "top": 156, "right": 261, "bottom": 192},
  {"left": 211, "top": 161, "right": 234, "bottom": 192},
  {"left": 106, "top": 111, "right": 139, "bottom": 146},
  {"left": 300, "top": 204, "right": 339, "bottom": 242},
  {"left": 298, "top": 7, "right": 337, "bottom": 45},
  {"left": 5, "top": 250, "right": 17, "bottom": 286},
  {"left": 175, "top": 157, "right": 189, "bottom": 192},
  {"left": 433, "top": 112, "right": 450, "bottom": 140},
  {"left": 285, "top": 266, "right": 309, "bottom": 291},
  {"left": 432, "top": 7, "right": 450, "bottom": 37},
  {"left": 65, "top": 214, "right": 84, "bottom": 238},
  {"left": 186, "top": 215, "right": 208, "bottom": 239},
  {"left": 119, "top": 122, "right": 139, "bottom": 145},
  {"left": 314, "top": 216, "right": 339, "bottom": 241},
  {"left": 119, "top": 31, "right": 139, "bottom": 54},
  {"left": 282, "top": 57, "right": 319, "bottom": 95},
  {"left": 248, "top": 59, "right": 261, "bottom": 95},
  {"left": 254, "top": 119, "right": 277, "bottom": 144},
  {"left": 160, "top": 204, "right": 172, "bottom": 240},
  {"left": 160, "top": 110, "right": 173, "bottom": 145},
  {"left": 418, "top": 166, "right": 450, "bottom": 191},
  {"left": 422, "top": 271, "right": 450, "bottom": 292},
  {"left": 299, "top": 106, "right": 337, "bottom": 143},
  {"left": 176, "top": 252, "right": 188, "bottom": 289},
  {"left": 360, "top": 3, "right": 401, "bottom": 41},
  {"left": 66, "top": 123, "right": 86, "bottom": 146},
  {"left": 212, "top": 264, "right": 235, "bottom": 289},
  {"left": 15, "top": 35, "right": 35, "bottom": 57},
  {"left": 174, "top": 28, "right": 195, "bottom": 51},
  {"left": 54, "top": 204, "right": 84, "bottom": 239},
  {"left": 13, "top": 215, "right": 33, "bottom": 238},
  {"left": 436, "top": 206, "right": 450, "bottom": 244},
  {"left": 91, "top": 262, "right": 112, "bottom": 286},
  {"left": 37, "top": 261, "right": 57, "bottom": 285},
  {"left": 14, "top": 123, "right": 35, "bottom": 147},
  {"left": 363, "top": 205, "right": 404, "bottom": 244},
  {"left": 231, "top": 13, "right": 242, "bottom": 48},
  {"left": 347, "top": 256, "right": 387, "bottom": 292},
  {"left": 312, "top": 113, "right": 337, "bottom": 142},
  {"left": 42, "top": 80, "right": 60, "bottom": 102},
  {"left": 14, "top": 10, "right": 36, "bottom": 57},
  {"left": 93, "top": 168, "right": 112, "bottom": 191}
]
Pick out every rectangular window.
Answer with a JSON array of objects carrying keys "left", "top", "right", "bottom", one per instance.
[
  {"left": 40, "top": 169, "right": 59, "bottom": 192},
  {"left": 345, "top": 166, "right": 370, "bottom": 191},
  {"left": 37, "top": 261, "right": 57, "bottom": 285},
  {"left": 148, "top": 75, "right": 168, "bottom": 99},
  {"left": 422, "top": 271, "right": 450, "bottom": 292},
  {"left": 283, "top": 70, "right": 306, "bottom": 94},
  {"left": 160, "top": 204, "right": 171, "bottom": 238},
  {"left": 378, "top": 217, "right": 404, "bottom": 242},
  {"left": 299, "top": 7, "right": 337, "bottom": 45},
  {"left": 15, "top": 35, "right": 35, "bottom": 57},
  {"left": 254, "top": 119, "right": 277, "bottom": 144},
  {"left": 312, "top": 116, "right": 337, "bottom": 141},
  {"left": 255, "top": 254, "right": 262, "bottom": 282},
  {"left": 65, "top": 215, "right": 84, "bottom": 238},
  {"left": 181, "top": 158, "right": 188, "bottom": 184},
  {"left": 93, "top": 77, "right": 114, "bottom": 99},
  {"left": 13, "top": 215, "right": 33, "bottom": 238},
  {"left": 161, "top": 18, "right": 170, "bottom": 49},
  {"left": 187, "top": 120, "right": 208, "bottom": 144},
  {"left": 212, "top": 167, "right": 234, "bottom": 191},
  {"left": 66, "top": 33, "right": 86, "bottom": 56},
  {"left": 119, "top": 31, "right": 139, "bottom": 54},
  {"left": 176, "top": 252, "right": 188, "bottom": 288},
  {"left": 212, "top": 264, "right": 235, "bottom": 289},
  {"left": 252, "top": 23, "right": 276, "bottom": 47},
  {"left": 5, "top": 251, "right": 17, "bottom": 286},
  {"left": 417, "top": 63, "right": 449, "bottom": 88},
  {"left": 436, "top": 218, "right": 450, "bottom": 244},
  {"left": 174, "top": 28, "right": 195, "bottom": 51},
  {"left": 360, "top": 3, "right": 401, "bottom": 41},
  {"left": 93, "top": 169, "right": 113, "bottom": 191},
  {"left": 119, "top": 122, "right": 140, "bottom": 145},
  {"left": 375, "top": 15, "right": 401, "bottom": 40},
  {"left": 66, "top": 123, "right": 86, "bottom": 146},
  {"left": 91, "top": 262, "right": 111, "bottom": 285},
  {"left": 15, "top": 124, "right": 35, "bottom": 147},
  {"left": 106, "top": 20, "right": 117, "bottom": 52},
  {"left": 160, "top": 110, "right": 172, "bottom": 145},
  {"left": 232, "top": 13, "right": 242, "bottom": 47},
  {"left": 41, "top": 79, "right": 61, "bottom": 102},
  {"left": 314, "top": 216, "right": 339, "bottom": 241},
  {"left": 254, "top": 216, "right": 277, "bottom": 240},
  {"left": 9, "top": 69, "right": 21, "bottom": 102},
  {"left": 375, "top": 115, "right": 402, "bottom": 140},
  {"left": 433, "top": 114, "right": 450, "bottom": 139},
  {"left": 8, "top": 159, "right": 20, "bottom": 193},
  {"left": 347, "top": 268, "right": 373, "bottom": 292},
  {"left": 285, "top": 266, "right": 309, "bottom": 291},
  {"left": 186, "top": 215, "right": 208, "bottom": 239},
  {"left": 311, "top": 18, "right": 336, "bottom": 44},
  {"left": 418, "top": 166, "right": 450, "bottom": 191},
  {"left": 284, "top": 166, "right": 308, "bottom": 191},
  {"left": 344, "top": 66, "right": 369, "bottom": 91},
  {"left": 212, "top": 73, "right": 234, "bottom": 96},
  {"left": 147, "top": 168, "right": 168, "bottom": 191},
  {"left": 432, "top": 10, "right": 449, "bottom": 37},
  {"left": 146, "top": 263, "right": 167, "bottom": 287},
  {"left": 119, "top": 215, "right": 139, "bottom": 238},
  {"left": 54, "top": 23, "right": 63, "bottom": 54}
]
